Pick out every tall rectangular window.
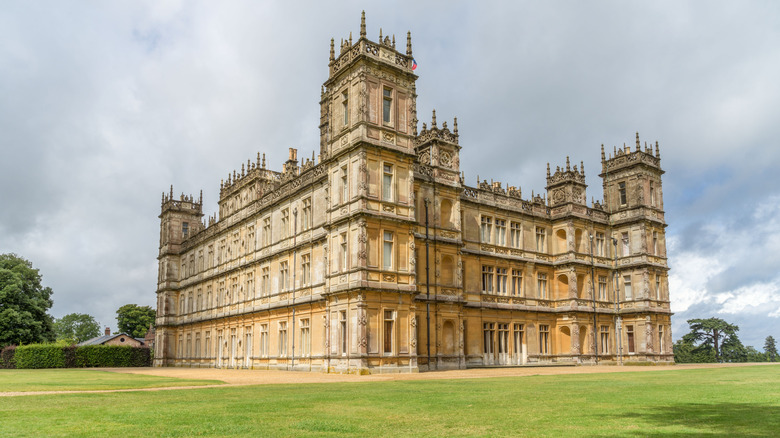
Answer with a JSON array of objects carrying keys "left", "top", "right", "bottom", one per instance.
[
  {"left": 382, "top": 163, "right": 394, "bottom": 201},
  {"left": 301, "top": 254, "right": 311, "bottom": 286},
  {"left": 539, "top": 324, "right": 550, "bottom": 355},
  {"left": 301, "top": 198, "right": 311, "bottom": 231},
  {"left": 341, "top": 165, "right": 348, "bottom": 204},
  {"left": 383, "top": 310, "right": 395, "bottom": 354},
  {"left": 600, "top": 325, "right": 609, "bottom": 354},
  {"left": 650, "top": 182, "right": 656, "bottom": 207},
  {"left": 627, "top": 325, "right": 635, "bottom": 353},
  {"left": 342, "top": 90, "right": 349, "bottom": 127},
  {"left": 261, "top": 267, "right": 269, "bottom": 297},
  {"left": 339, "top": 310, "right": 347, "bottom": 355},
  {"left": 621, "top": 232, "right": 629, "bottom": 256},
  {"left": 595, "top": 232, "right": 605, "bottom": 256},
  {"left": 195, "top": 333, "right": 201, "bottom": 358},
  {"left": 262, "top": 217, "right": 271, "bottom": 246},
  {"left": 483, "top": 322, "right": 495, "bottom": 355},
  {"left": 383, "top": 231, "right": 394, "bottom": 270},
  {"left": 481, "top": 217, "right": 492, "bottom": 243},
  {"left": 658, "top": 325, "right": 665, "bottom": 353},
  {"left": 624, "top": 275, "right": 633, "bottom": 300},
  {"left": 340, "top": 233, "right": 348, "bottom": 272},
  {"left": 656, "top": 274, "right": 661, "bottom": 300},
  {"left": 536, "top": 227, "right": 546, "bottom": 252},
  {"left": 382, "top": 88, "right": 392, "bottom": 124},
  {"left": 496, "top": 268, "right": 508, "bottom": 295},
  {"left": 259, "top": 324, "right": 268, "bottom": 357},
  {"left": 598, "top": 275, "right": 608, "bottom": 301},
  {"left": 182, "top": 222, "right": 189, "bottom": 239},
  {"left": 537, "top": 273, "right": 548, "bottom": 299},
  {"left": 511, "top": 269, "right": 523, "bottom": 296},
  {"left": 278, "top": 321, "right": 287, "bottom": 356},
  {"left": 510, "top": 222, "right": 522, "bottom": 248},
  {"left": 280, "top": 261, "right": 289, "bottom": 291},
  {"left": 498, "top": 323, "right": 509, "bottom": 354},
  {"left": 495, "top": 219, "right": 506, "bottom": 246},
  {"left": 205, "top": 331, "right": 211, "bottom": 357},
  {"left": 300, "top": 318, "right": 310, "bottom": 357},
  {"left": 513, "top": 323, "right": 524, "bottom": 357},
  {"left": 481, "top": 265, "right": 494, "bottom": 293},
  {"left": 281, "top": 208, "right": 290, "bottom": 239},
  {"left": 245, "top": 328, "right": 252, "bottom": 367},
  {"left": 618, "top": 182, "right": 627, "bottom": 205},
  {"left": 206, "top": 286, "right": 212, "bottom": 309},
  {"left": 652, "top": 231, "right": 658, "bottom": 255},
  {"left": 246, "top": 272, "right": 254, "bottom": 299}
]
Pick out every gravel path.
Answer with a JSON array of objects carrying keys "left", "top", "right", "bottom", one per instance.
[{"left": 2, "top": 362, "right": 777, "bottom": 397}]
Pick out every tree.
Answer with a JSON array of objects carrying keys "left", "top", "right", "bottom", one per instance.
[
  {"left": 53, "top": 313, "right": 100, "bottom": 343},
  {"left": 0, "top": 254, "right": 55, "bottom": 347},
  {"left": 673, "top": 338, "right": 715, "bottom": 363},
  {"left": 765, "top": 336, "right": 778, "bottom": 362},
  {"left": 116, "top": 304, "right": 155, "bottom": 338},
  {"left": 681, "top": 318, "right": 740, "bottom": 363}
]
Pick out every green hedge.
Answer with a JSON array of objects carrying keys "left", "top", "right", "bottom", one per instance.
[
  {"left": 1, "top": 345, "right": 16, "bottom": 369},
  {"left": 11, "top": 344, "right": 151, "bottom": 369}
]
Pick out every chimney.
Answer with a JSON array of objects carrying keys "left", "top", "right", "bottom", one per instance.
[{"left": 105, "top": 327, "right": 111, "bottom": 336}]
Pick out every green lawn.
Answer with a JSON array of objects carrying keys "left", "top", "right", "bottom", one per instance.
[
  {"left": 0, "top": 369, "right": 224, "bottom": 392},
  {"left": 1, "top": 366, "right": 778, "bottom": 437}
]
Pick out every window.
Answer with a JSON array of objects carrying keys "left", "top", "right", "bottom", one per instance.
[
  {"left": 598, "top": 276, "right": 608, "bottom": 301},
  {"left": 383, "top": 231, "right": 394, "bottom": 270},
  {"left": 510, "top": 222, "right": 522, "bottom": 248},
  {"left": 187, "top": 292, "right": 193, "bottom": 313},
  {"left": 217, "top": 281, "right": 225, "bottom": 307},
  {"left": 513, "top": 324, "right": 524, "bottom": 356},
  {"left": 301, "top": 198, "right": 311, "bottom": 231},
  {"left": 246, "top": 272, "right": 254, "bottom": 299},
  {"left": 595, "top": 232, "right": 605, "bottom": 257},
  {"left": 301, "top": 254, "right": 311, "bottom": 286},
  {"left": 208, "top": 245, "right": 214, "bottom": 268},
  {"left": 206, "top": 286, "right": 212, "bottom": 309},
  {"left": 511, "top": 269, "right": 523, "bottom": 296},
  {"left": 245, "top": 328, "right": 252, "bottom": 367},
  {"left": 218, "top": 239, "right": 226, "bottom": 264},
  {"left": 600, "top": 325, "right": 609, "bottom": 354},
  {"left": 196, "top": 290, "right": 202, "bottom": 311},
  {"left": 195, "top": 333, "right": 201, "bottom": 358},
  {"left": 259, "top": 324, "right": 268, "bottom": 357},
  {"left": 280, "top": 261, "right": 289, "bottom": 291},
  {"left": 483, "top": 322, "right": 495, "bottom": 355},
  {"left": 624, "top": 275, "right": 633, "bottom": 300},
  {"left": 281, "top": 208, "right": 290, "bottom": 239},
  {"left": 481, "top": 265, "right": 494, "bottom": 293},
  {"left": 182, "top": 222, "right": 189, "bottom": 239},
  {"left": 339, "top": 310, "right": 347, "bottom": 355},
  {"left": 382, "top": 87, "right": 392, "bottom": 124},
  {"left": 655, "top": 274, "right": 661, "bottom": 300},
  {"left": 231, "top": 277, "right": 238, "bottom": 303},
  {"left": 658, "top": 325, "right": 665, "bottom": 353},
  {"left": 539, "top": 324, "right": 550, "bottom": 355},
  {"left": 261, "top": 267, "right": 270, "bottom": 297},
  {"left": 205, "top": 331, "right": 211, "bottom": 357},
  {"left": 262, "top": 217, "right": 271, "bottom": 246},
  {"left": 495, "top": 219, "right": 506, "bottom": 246},
  {"left": 496, "top": 268, "right": 508, "bottom": 295},
  {"left": 383, "top": 310, "right": 395, "bottom": 354},
  {"left": 480, "top": 217, "right": 492, "bottom": 243},
  {"left": 618, "top": 182, "right": 627, "bottom": 205},
  {"left": 186, "top": 334, "right": 191, "bottom": 357},
  {"left": 497, "top": 323, "right": 509, "bottom": 354},
  {"left": 626, "top": 325, "right": 635, "bottom": 353},
  {"left": 342, "top": 90, "right": 349, "bottom": 127},
  {"left": 340, "top": 233, "right": 348, "bottom": 272},
  {"left": 621, "top": 232, "right": 629, "bottom": 256},
  {"left": 650, "top": 182, "right": 656, "bottom": 207},
  {"left": 179, "top": 295, "right": 185, "bottom": 314},
  {"left": 247, "top": 226, "right": 255, "bottom": 252},
  {"left": 300, "top": 318, "right": 310, "bottom": 357},
  {"left": 382, "top": 163, "right": 394, "bottom": 201},
  {"left": 278, "top": 321, "right": 288, "bottom": 356},
  {"left": 652, "top": 231, "right": 658, "bottom": 255},
  {"left": 536, "top": 227, "right": 546, "bottom": 252},
  {"left": 537, "top": 273, "right": 548, "bottom": 299},
  {"left": 341, "top": 165, "right": 348, "bottom": 203}
]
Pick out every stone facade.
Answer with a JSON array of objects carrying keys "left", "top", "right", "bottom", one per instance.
[{"left": 154, "top": 13, "right": 672, "bottom": 372}]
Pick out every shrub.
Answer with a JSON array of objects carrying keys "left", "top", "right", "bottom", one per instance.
[
  {"left": 15, "top": 344, "right": 66, "bottom": 369},
  {"left": 0, "top": 345, "right": 16, "bottom": 369},
  {"left": 75, "top": 345, "right": 151, "bottom": 368}
]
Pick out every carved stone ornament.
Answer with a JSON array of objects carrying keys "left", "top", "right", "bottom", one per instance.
[
  {"left": 439, "top": 151, "right": 452, "bottom": 168},
  {"left": 358, "top": 314, "right": 367, "bottom": 326}
]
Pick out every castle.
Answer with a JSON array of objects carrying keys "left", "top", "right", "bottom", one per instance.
[{"left": 154, "top": 13, "right": 672, "bottom": 372}]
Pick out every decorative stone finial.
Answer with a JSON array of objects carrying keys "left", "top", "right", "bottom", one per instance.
[
  {"left": 329, "top": 38, "right": 335, "bottom": 62},
  {"left": 566, "top": 156, "right": 571, "bottom": 171},
  {"left": 431, "top": 109, "right": 437, "bottom": 128},
  {"left": 392, "top": 34, "right": 395, "bottom": 48},
  {"left": 262, "top": 153, "right": 266, "bottom": 168},
  {"left": 546, "top": 163, "right": 551, "bottom": 178},
  {"left": 360, "top": 11, "right": 366, "bottom": 38},
  {"left": 349, "top": 32, "right": 352, "bottom": 46},
  {"left": 601, "top": 144, "right": 605, "bottom": 162},
  {"left": 580, "top": 161, "right": 585, "bottom": 176},
  {"left": 406, "top": 31, "right": 412, "bottom": 56},
  {"left": 655, "top": 141, "right": 660, "bottom": 158},
  {"left": 636, "top": 132, "right": 640, "bottom": 151},
  {"left": 170, "top": 185, "right": 173, "bottom": 198},
  {"left": 453, "top": 117, "right": 458, "bottom": 135},
  {"left": 379, "top": 28, "right": 383, "bottom": 42}
]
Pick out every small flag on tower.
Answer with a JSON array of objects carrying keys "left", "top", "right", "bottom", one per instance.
[{"left": 412, "top": 58, "right": 417, "bottom": 70}]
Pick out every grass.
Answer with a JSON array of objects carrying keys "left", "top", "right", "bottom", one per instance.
[
  {"left": 0, "top": 365, "right": 779, "bottom": 437},
  {"left": 0, "top": 369, "right": 224, "bottom": 392}
]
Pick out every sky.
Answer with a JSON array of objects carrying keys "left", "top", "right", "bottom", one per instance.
[{"left": 1, "top": 1, "right": 779, "bottom": 349}]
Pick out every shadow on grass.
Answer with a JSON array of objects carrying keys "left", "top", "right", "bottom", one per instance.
[{"left": 614, "top": 403, "right": 780, "bottom": 437}]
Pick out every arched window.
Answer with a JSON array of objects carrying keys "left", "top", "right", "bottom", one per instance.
[{"left": 439, "top": 199, "right": 453, "bottom": 228}]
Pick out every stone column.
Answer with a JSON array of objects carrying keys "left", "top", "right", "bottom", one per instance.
[
  {"left": 571, "top": 320, "right": 581, "bottom": 358},
  {"left": 645, "top": 316, "right": 654, "bottom": 354}
]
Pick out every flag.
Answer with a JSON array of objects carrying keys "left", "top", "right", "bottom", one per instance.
[{"left": 412, "top": 58, "right": 417, "bottom": 70}]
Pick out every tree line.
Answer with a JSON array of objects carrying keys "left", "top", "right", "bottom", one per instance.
[
  {"left": 1, "top": 253, "right": 155, "bottom": 348},
  {"left": 674, "top": 318, "right": 777, "bottom": 363}
]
